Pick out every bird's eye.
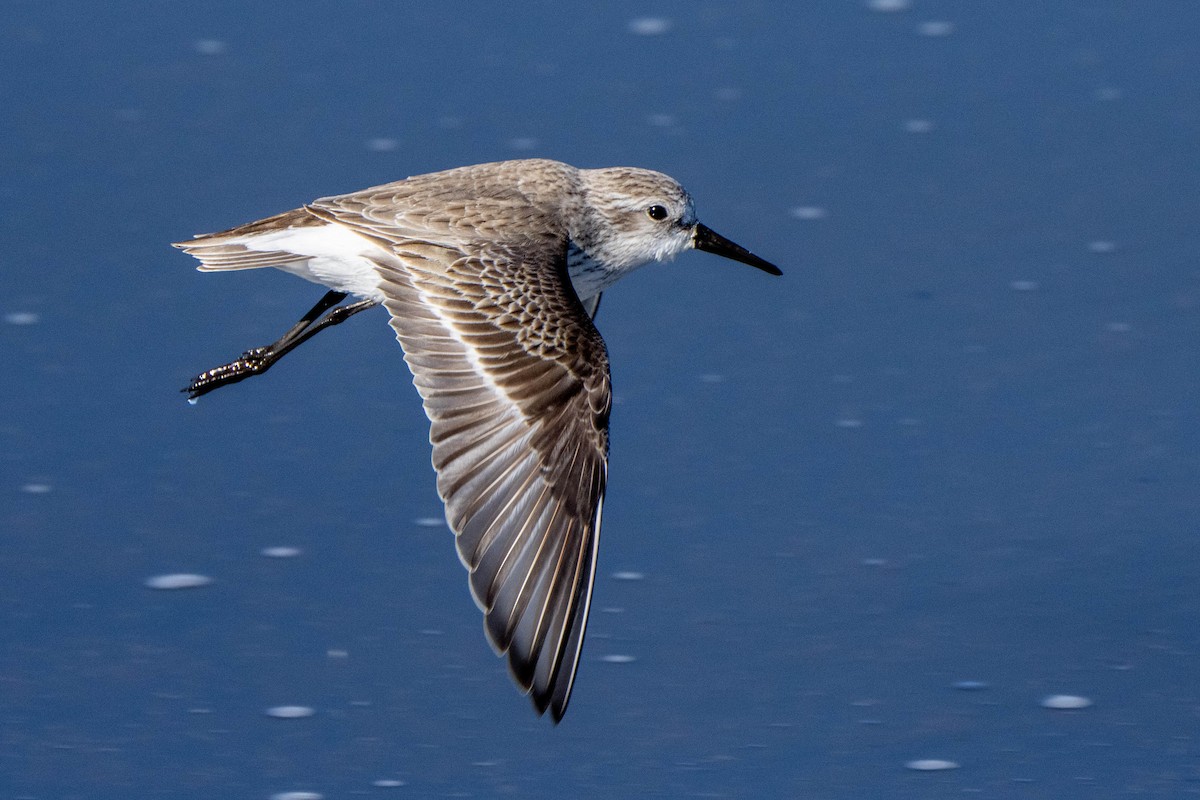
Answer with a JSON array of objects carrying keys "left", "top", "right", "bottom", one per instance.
[{"left": 646, "top": 204, "right": 669, "bottom": 221}]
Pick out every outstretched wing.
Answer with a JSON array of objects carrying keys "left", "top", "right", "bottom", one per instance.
[{"left": 308, "top": 195, "right": 611, "bottom": 722}]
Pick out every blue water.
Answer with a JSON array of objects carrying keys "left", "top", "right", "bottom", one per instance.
[{"left": 3, "top": 2, "right": 1198, "bottom": 797}]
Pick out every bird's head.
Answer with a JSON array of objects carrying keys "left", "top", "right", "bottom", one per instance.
[{"left": 577, "top": 167, "right": 781, "bottom": 277}]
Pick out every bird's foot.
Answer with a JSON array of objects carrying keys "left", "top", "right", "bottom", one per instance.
[{"left": 184, "top": 347, "right": 277, "bottom": 399}]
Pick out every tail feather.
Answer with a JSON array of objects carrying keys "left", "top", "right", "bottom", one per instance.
[{"left": 172, "top": 207, "right": 323, "bottom": 272}]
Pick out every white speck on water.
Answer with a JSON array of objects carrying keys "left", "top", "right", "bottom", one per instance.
[
  {"left": 20, "top": 483, "right": 52, "bottom": 494},
  {"left": 903, "top": 118, "right": 935, "bottom": 134},
  {"left": 144, "top": 573, "right": 213, "bottom": 590},
  {"left": 193, "top": 39, "right": 228, "bottom": 56},
  {"left": 4, "top": 311, "right": 39, "bottom": 325},
  {"left": 1105, "top": 321, "right": 1132, "bottom": 333},
  {"left": 1041, "top": 694, "right": 1092, "bottom": 710},
  {"left": 629, "top": 17, "right": 673, "bottom": 36},
  {"left": 790, "top": 206, "right": 828, "bottom": 220},
  {"left": 868, "top": 0, "right": 911, "bottom": 10},
  {"left": 372, "top": 779, "right": 406, "bottom": 788},
  {"left": 602, "top": 654, "right": 636, "bottom": 664},
  {"left": 601, "top": 606, "right": 625, "bottom": 613},
  {"left": 1094, "top": 86, "right": 1123, "bottom": 101},
  {"left": 699, "top": 373, "right": 724, "bottom": 384},
  {"left": 271, "top": 793, "right": 323, "bottom": 800},
  {"left": 612, "top": 571, "right": 645, "bottom": 581},
  {"left": 326, "top": 649, "right": 349, "bottom": 659},
  {"left": 906, "top": 759, "right": 960, "bottom": 771},
  {"left": 1010, "top": 279, "right": 1039, "bottom": 291},
  {"left": 265, "top": 705, "right": 315, "bottom": 719},
  {"left": 715, "top": 87, "right": 742, "bottom": 102},
  {"left": 647, "top": 113, "right": 677, "bottom": 128},
  {"left": 261, "top": 545, "right": 302, "bottom": 558},
  {"left": 414, "top": 516, "right": 444, "bottom": 528},
  {"left": 861, "top": 558, "right": 888, "bottom": 567},
  {"left": 366, "top": 137, "right": 399, "bottom": 152},
  {"left": 835, "top": 418, "right": 864, "bottom": 428},
  {"left": 953, "top": 680, "right": 990, "bottom": 691},
  {"left": 507, "top": 137, "right": 539, "bottom": 151},
  {"left": 1088, "top": 240, "right": 1117, "bottom": 253},
  {"left": 918, "top": 20, "right": 955, "bottom": 36}
]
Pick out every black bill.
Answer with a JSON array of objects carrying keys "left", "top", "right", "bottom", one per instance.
[{"left": 693, "top": 223, "right": 782, "bottom": 276}]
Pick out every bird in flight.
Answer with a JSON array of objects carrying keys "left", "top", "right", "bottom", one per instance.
[{"left": 174, "top": 159, "right": 781, "bottom": 721}]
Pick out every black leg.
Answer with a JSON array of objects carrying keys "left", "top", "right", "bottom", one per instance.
[{"left": 184, "top": 290, "right": 378, "bottom": 400}]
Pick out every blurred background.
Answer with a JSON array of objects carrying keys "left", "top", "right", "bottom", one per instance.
[{"left": 2, "top": 1, "right": 1197, "bottom": 797}]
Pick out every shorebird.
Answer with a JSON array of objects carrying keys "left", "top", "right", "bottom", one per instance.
[{"left": 174, "top": 158, "right": 781, "bottom": 721}]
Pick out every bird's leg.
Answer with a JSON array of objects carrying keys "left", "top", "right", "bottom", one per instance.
[{"left": 184, "top": 290, "right": 379, "bottom": 399}]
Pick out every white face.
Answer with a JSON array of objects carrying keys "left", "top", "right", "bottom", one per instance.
[{"left": 578, "top": 168, "right": 699, "bottom": 271}]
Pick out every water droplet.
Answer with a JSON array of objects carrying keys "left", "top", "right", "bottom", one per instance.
[
  {"left": 612, "top": 571, "right": 645, "bottom": 581},
  {"left": 144, "top": 573, "right": 213, "bottom": 590},
  {"left": 790, "top": 206, "right": 828, "bottom": 220},
  {"left": 4, "top": 312, "right": 39, "bottom": 325},
  {"left": 1041, "top": 694, "right": 1092, "bottom": 710},
  {"left": 265, "top": 705, "right": 315, "bottom": 719},
  {"left": 602, "top": 654, "right": 636, "bottom": 664},
  {"left": 917, "top": 20, "right": 954, "bottom": 36},
  {"left": 906, "top": 759, "right": 959, "bottom": 771},
  {"left": 629, "top": 17, "right": 672, "bottom": 36},
  {"left": 261, "top": 545, "right": 302, "bottom": 558},
  {"left": 193, "top": 39, "right": 228, "bottom": 56},
  {"left": 366, "top": 137, "right": 398, "bottom": 152}
]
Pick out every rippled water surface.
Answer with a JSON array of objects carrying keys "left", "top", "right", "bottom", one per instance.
[{"left": 3, "top": 2, "right": 1198, "bottom": 797}]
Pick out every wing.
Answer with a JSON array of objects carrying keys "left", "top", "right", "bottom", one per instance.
[{"left": 307, "top": 198, "right": 610, "bottom": 722}]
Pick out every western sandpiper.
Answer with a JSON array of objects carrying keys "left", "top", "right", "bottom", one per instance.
[{"left": 174, "top": 158, "right": 780, "bottom": 721}]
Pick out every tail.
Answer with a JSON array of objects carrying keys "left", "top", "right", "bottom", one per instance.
[{"left": 172, "top": 207, "right": 322, "bottom": 272}]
